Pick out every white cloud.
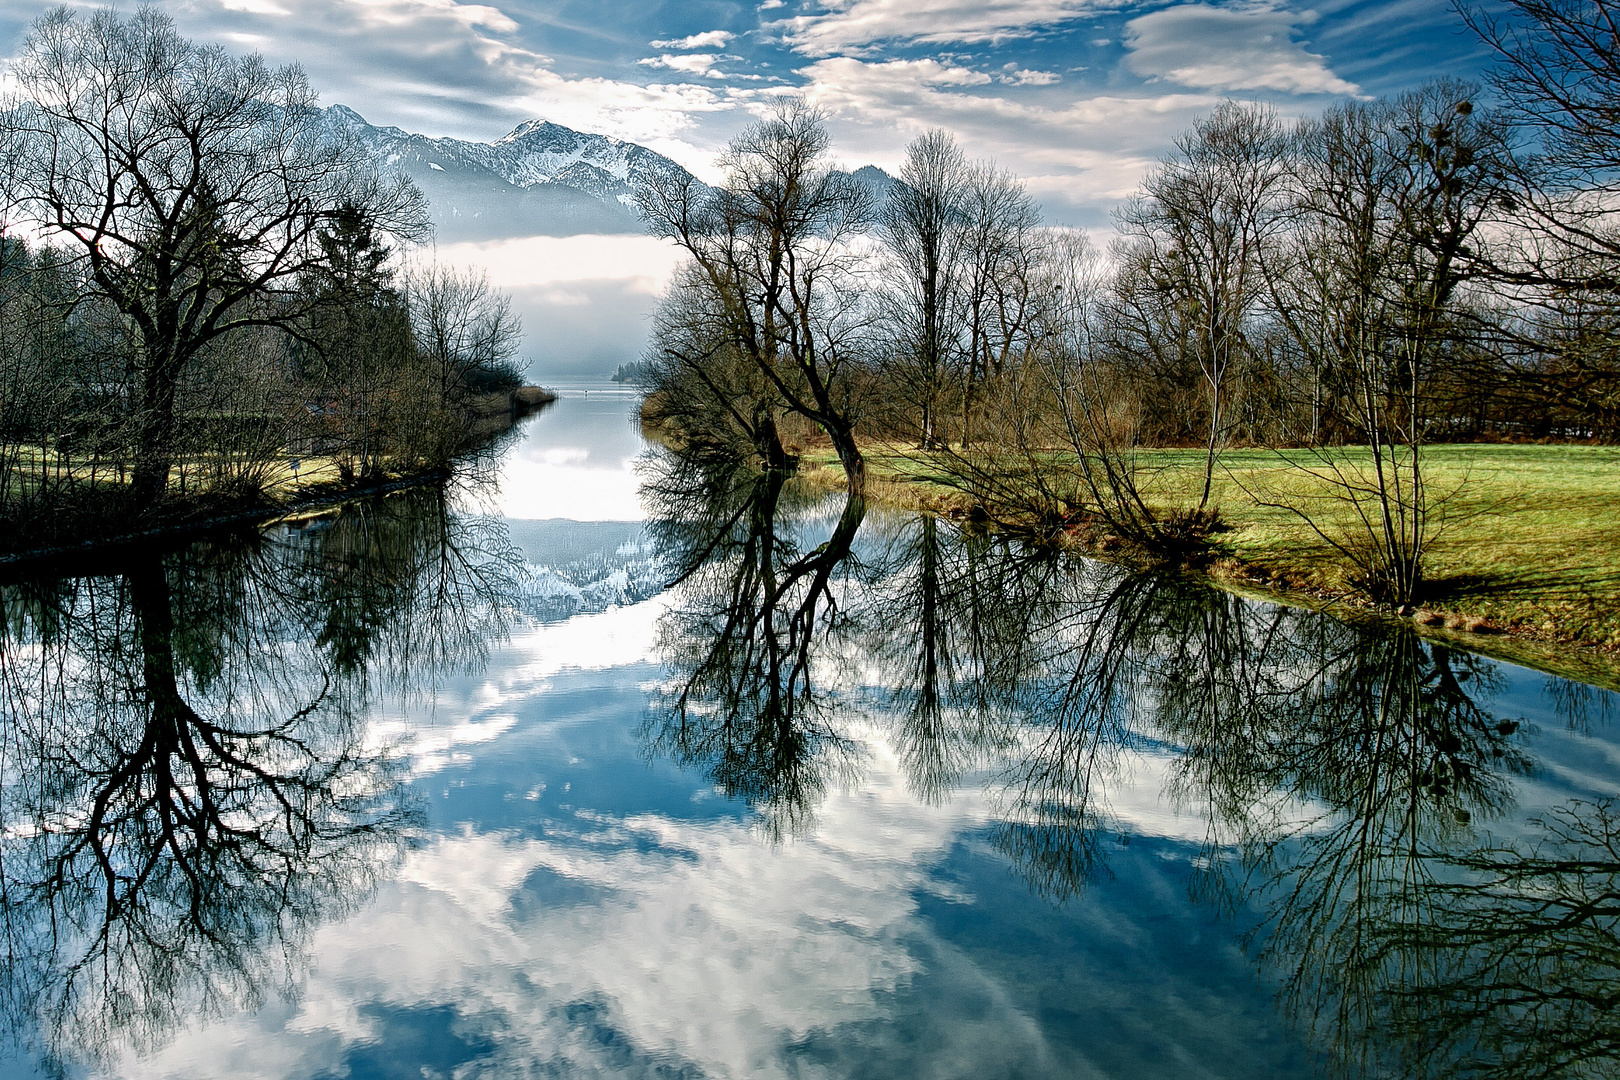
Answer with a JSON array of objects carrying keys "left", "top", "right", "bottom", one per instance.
[
  {"left": 424, "top": 235, "right": 689, "bottom": 384},
  {"left": 219, "top": 0, "right": 292, "bottom": 14},
  {"left": 806, "top": 56, "right": 993, "bottom": 93},
  {"left": 1000, "top": 66, "right": 1061, "bottom": 85},
  {"left": 798, "top": 56, "right": 1221, "bottom": 216},
  {"left": 637, "top": 53, "right": 766, "bottom": 82},
  {"left": 1123, "top": 2, "right": 1360, "bottom": 95},
  {"left": 639, "top": 52, "right": 725, "bottom": 77},
  {"left": 775, "top": 0, "right": 1117, "bottom": 56},
  {"left": 0, "top": 0, "right": 1363, "bottom": 236},
  {"left": 650, "top": 30, "right": 736, "bottom": 49},
  {"left": 14, "top": 0, "right": 762, "bottom": 155}
]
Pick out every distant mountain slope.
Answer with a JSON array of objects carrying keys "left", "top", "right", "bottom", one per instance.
[
  {"left": 325, "top": 105, "right": 703, "bottom": 242},
  {"left": 848, "top": 164, "right": 903, "bottom": 206},
  {"left": 325, "top": 106, "right": 898, "bottom": 242}
]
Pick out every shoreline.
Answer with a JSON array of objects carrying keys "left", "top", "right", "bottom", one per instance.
[
  {"left": 791, "top": 447, "right": 1620, "bottom": 692},
  {"left": 0, "top": 386, "right": 555, "bottom": 577},
  {"left": 1203, "top": 561, "right": 1620, "bottom": 693},
  {"left": 0, "top": 468, "right": 451, "bottom": 579}
]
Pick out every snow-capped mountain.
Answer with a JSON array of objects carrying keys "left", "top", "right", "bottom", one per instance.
[
  {"left": 324, "top": 106, "right": 900, "bottom": 243},
  {"left": 325, "top": 105, "right": 704, "bottom": 242}
]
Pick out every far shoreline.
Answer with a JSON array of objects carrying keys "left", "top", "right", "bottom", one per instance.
[{"left": 0, "top": 386, "right": 556, "bottom": 575}]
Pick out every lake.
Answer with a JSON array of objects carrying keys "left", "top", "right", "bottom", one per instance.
[{"left": 2, "top": 385, "right": 1616, "bottom": 1080}]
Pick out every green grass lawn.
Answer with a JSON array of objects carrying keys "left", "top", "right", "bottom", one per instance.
[
  {"left": 1, "top": 445, "right": 403, "bottom": 499},
  {"left": 804, "top": 441, "right": 1620, "bottom": 678}
]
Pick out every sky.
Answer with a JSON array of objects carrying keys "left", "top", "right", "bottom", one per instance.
[{"left": 0, "top": 0, "right": 1497, "bottom": 226}]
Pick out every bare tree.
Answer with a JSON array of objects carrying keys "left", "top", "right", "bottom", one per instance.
[
  {"left": 638, "top": 262, "right": 788, "bottom": 468},
  {"left": 405, "top": 261, "right": 522, "bottom": 402},
  {"left": 878, "top": 130, "right": 970, "bottom": 449},
  {"left": 873, "top": 134, "right": 1041, "bottom": 450},
  {"left": 1036, "top": 229, "right": 1191, "bottom": 549},
  {"left": 956, "top": 162, "right": 1042, "bottom": 446},
  {"left": 1264, "top": 83, "right": 1509, "bottom": 606},
  {"left": 1114, "top": 101, "right": 1291, "bottom": 516},
  {"left": 1461, "top": 0, "right": 1620, "bottom": 182},
  {"left": 638, "top": 99, "right": 872, "bottom": 488},
  {"left": 4, "top": 7, "right": 428, "bottom": 505},
  {"left": 1455, "top": 0, "right": 1620, "bottom": 435}
]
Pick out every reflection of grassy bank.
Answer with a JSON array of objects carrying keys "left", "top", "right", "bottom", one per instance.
[{"left": 796, "top": 441, "right": 1620, "bottom": 682}]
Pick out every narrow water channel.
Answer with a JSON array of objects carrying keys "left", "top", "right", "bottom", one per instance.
[{"left": 1, "top": 386, "right": 1615, "bottom": 1080}]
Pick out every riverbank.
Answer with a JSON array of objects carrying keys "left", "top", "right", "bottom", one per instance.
[
  {"left": 796, "top": 441, "right": 1620, "bottom": 689},
  {"left": 0, "top": 385, "right": 555, "bottom": 569}
]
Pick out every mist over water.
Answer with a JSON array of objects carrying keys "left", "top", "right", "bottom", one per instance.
[{"left": 433, "top": 236, "right": 682, "bottom": 381}]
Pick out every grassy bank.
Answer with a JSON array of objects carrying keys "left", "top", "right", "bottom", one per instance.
[
  {"left": 798, "top": 441, "right": 1620, "bottom": 687},
  {"left": 0, "top": 386, "right": 555, "bottom": 565}
]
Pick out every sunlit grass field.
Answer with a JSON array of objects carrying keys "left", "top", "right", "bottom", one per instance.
[{"left": 805, "top": 441, "right": 1620, "bottom": 669}]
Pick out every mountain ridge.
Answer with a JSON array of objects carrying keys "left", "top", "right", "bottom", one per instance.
[
  {"left": 325, "top": 105, "right": 703, "bottom": 242},
  {"left": 324, "top": 106, "right": 898, "bottom": 243}
]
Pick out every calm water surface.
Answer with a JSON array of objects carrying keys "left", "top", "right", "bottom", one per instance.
[{"left": 2, "top": 385, "right": 1616, "bottom": 1080}]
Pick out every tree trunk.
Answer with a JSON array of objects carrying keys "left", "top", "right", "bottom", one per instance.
[
  {"left": 130, "top": 358, "right": 182, "bottom": 507},
  {"left": 827, "top": 421, "right": 866, "bottom": 495}
]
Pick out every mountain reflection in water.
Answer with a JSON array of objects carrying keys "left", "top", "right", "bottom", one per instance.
[{"left": 0, "top": 437, "right": 1617, "bottom": 1079}]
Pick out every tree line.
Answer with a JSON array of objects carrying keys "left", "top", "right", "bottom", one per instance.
[
  {"left": 637, "top": 0, "right": 1620, "bottom": 607},
  {"left": 0, "top": 7, "right": 525, "bottom": 550}
]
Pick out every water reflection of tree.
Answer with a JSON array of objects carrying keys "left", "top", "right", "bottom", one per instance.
[
  {"left": 1035, "top": 574, "right": 1620, "bottom": 1080},
  {"left": 643, "top": 450, "right": 866, "bottom": 837},
  {"left": 1194, "top": 630, "right": 1533, "bottom": 1078},
  {"left": 891, "top": 542, "right": 1617, "bottom": 1079},
  {"left": 865, "top": 531, "right": 1274, "bottom": 903},
  {"left": 979, "top": 565, "right": 1170, "bottom": 901},
  {"left": 861, "top": 513, "right": 1065, "bottom": 803},
  {"left": 0, "top": 481, "right": 518, "bottom": 1074},
  {"left": 646, "top": 448, "right": 1620, "bottom": 1077},
  {"left": 1371, "top": 799, "right": 1620, "bottom": 1079}
]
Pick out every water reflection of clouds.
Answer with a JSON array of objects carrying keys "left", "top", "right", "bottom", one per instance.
[
  {"left": 490, "top": 392, "right": 647, "bottom": 521},
  {"left": 373, "top": 599, "right": 669, "bottom": 777},
  {"left": 499, "top": 462, "right": 643, "bottom": 521},
  {"left": 91, "top": 568, "right": 1366, "bottom": 1078},
  {"left": 19, "top": 437, "right": 1620, "bottom": 1077},
  {"left": 1441, "top": 664, "right": 1620, "bottom": 843},
  {"left": 120, "top": 715, "right": 1035, "bottom": 1079},
  {"left": 115, "top": 584, "right": 1320, "bottom": 1078},
  {"left": 539, "top": 446, "right": 590, "bottom": 466}
]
